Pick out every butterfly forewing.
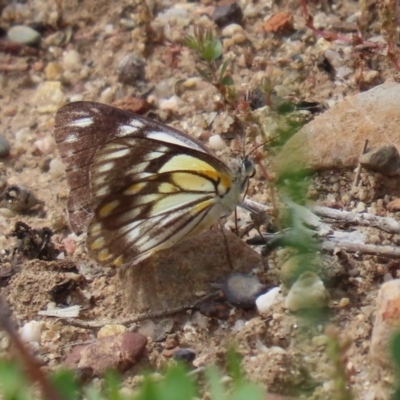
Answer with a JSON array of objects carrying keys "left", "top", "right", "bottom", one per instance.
[
  {"left": 54, "top": 101, "right": 214, "bottom": 233},
  {"left": 54, "top": 101, "right": 245, "bottom": 267}
]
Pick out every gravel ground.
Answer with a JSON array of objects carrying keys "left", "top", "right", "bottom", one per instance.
[{"left": 0, "top": 0, "right": 399, "bottom": 399}]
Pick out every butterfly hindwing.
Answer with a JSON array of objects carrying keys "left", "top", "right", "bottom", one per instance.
[{"left": 87, "top": 136, "right": 236, "bottom": 267}]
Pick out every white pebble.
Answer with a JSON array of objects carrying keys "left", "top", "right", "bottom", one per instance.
[
  {"left": 99, "top": 87, "right": 115, "bottom": 104},
  {"left": 256, "top": 287, "right": 281, "bottom": 315},
  {"left": 138, "top": 320, "right": 156, "bottom": 337},
  {"left": 63, "top": 50, "right": 82, "bottom": 71},
  {"left": 49, "top": 158, "right": 65, "bottom": 178},
  {"left": 0, "top": 208, "right": 17, "bottom": 218},
  {"left": 69, "top": 94, "right": 84, "bottom": 102},
  {"left": 104, "top": 24, "right": 114, "bottom": 35},
  {"left": 34, "top": 136, "right": 56, "bottom": 154},
  {"left": 355, "top": 202, "right": 366, "bottom": 213},
  {"left": 19, "top": 321, "right": 41, "bottom": 344},
  {"left": 285, "top": 272, "right": 330, "bottom": 312},
  {"left": 208, "top": 135, "right": 227, "bottom": 151},
  {"left": 97, "top": 324, "right": 127, "bottom": 338},
  {"left": 222, "top": 23, "right": 244, "bottom": 38},
  {"left": 159, "top": 96, "right": 180, "bottom": 112},
  {"left": 14, "top": 127, "right": 30, "bottom": 144}
]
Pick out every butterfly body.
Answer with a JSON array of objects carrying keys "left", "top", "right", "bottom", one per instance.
[{"left": 54, "top": 102, "right": 253, "bottom": 267}]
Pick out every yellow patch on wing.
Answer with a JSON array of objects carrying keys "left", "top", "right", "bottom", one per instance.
[
  {"left": 90, "top": 236, "right": 106, "bottom": 250},
  {"left": 172, "top": 172, "right": 215, "bottom": 192},
  {"left": 189, "top": 199, "right": 219, "bottom": 235},
  {"left": 203, "top": 170, "right": 232, "bottom": 191},
  {"left": 112, "top": 255, "right": 124, "bottom": 267},
  {"left": 123, "top": 182, "right": 147, "bottom": 195},
  {"left": 99, "top": 199, "right": 120, "bottom": 217},
  {"left": 158, "top": 182, "right": 179, "bottom": 193},
  {"left": 159, "top": 154, "right": 217, "bottom": 173},
  {"left": 191, "top": 198, "right": 214, "bottom": 214},
  {"left": 90, "top": 222, "right": 102, "bottom": 235},
  {"left": 98, "top": 248, "right": 112, "bottom": 262},
  {"left": 151, "top": 192, "right": 205, "bottom": 214}
]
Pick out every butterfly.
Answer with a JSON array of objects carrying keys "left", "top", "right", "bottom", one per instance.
[{"left": 54, "top": 101, "right": 254, "bottom": 268}]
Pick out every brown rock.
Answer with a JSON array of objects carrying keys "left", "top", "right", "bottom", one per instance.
[
  {"left": 274, "top": 82, "right": 400, "bottom": 177},
  {"left": 112, "top": 97, "right": 150, "bottom": 115},
  {"left": 359, "top": 145, "right": 400, "bottom": 176},
  {"left": 121, "top": 230, "right": 265, "bottom": 312},
  {"left": 263, "top": 13, "right": 294, "bottom": 34},
  {"left": 64, "top": 332, "right": 147, "bottom": 376},
  {"left": 370, "top": 279, "right": 400, "bottom": 369},
  {"left": 212, "top": 2, "right": 243, "bottom": 27},
  {"left": 387, "top": 198, "right": 400, "bottom": 212}
]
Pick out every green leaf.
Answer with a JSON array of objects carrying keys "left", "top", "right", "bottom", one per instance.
[
  {"left": 196, "top": 67, "right": 212, "bottom": 82},
  {"left": 183, "top": 36, "right": 201, "bottom": 54},
  {"left": 159, "top": 365, "right": 196, "bottom": 400},
  {"left": 220, "top": 75, "right": 234, "bottom": 86},
  {"left": 219, "top": 58, "right": 231, "bottom": 81},
  {"left": 104, "top": 371, "right": 122, "bottom": 400},
  {"left": 230, "top": 383, "right": 265, "bottom": 400},
  {"left": 391, "top": 331, "right": 400, "bottom": 369},
  {"left": 206, "top": 367, "right": 226, "bottom": 400},
  {"left": 50, "top": 369, "right": 79, "bottom": 400},
  {"left": 393, "top": 387, "right": 400, "bottom": 400},
  {"left": 133, "top": 375, "right": 160, "bottom": 400},
  {"left": 0, "top": 360, "right": 29, "bottom": 400},
  {"left": 84, "top": 385, "right": 106, "bottom": 400},
  {"left": 202, "top": 39, "right": 223, "bottom": 61},
  {"left": 226, "top": 349, "right": 243, "bottom": 386}
]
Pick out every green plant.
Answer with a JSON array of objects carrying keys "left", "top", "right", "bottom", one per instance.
[
  {"left": 183, "top": 25, "right": 237, "bottom": 105},
  {"left": 0, "top": 353, "right": 266, "bottom": 400},
  {"left": 390, "top": 330, "right": 400, "bottom": 400},
  {"left": 325, "top": 326, "right": 354, "bottom": 400}
]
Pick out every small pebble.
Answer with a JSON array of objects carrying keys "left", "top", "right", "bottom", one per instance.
[
  {"left": 312, "top": 334, "right": 328, "bottom": 347},
  {"left": 256, "top": 287, "right": 281, "bottom": 315},
  {"left": 359, "top": 145, "right": 400, "bottom": 176},
  {"left": 212, "top": 2, "right": 243, "bottom": 27},
  {"left": 165, "top": 337, "right": 178, "bottom": 349},
  {"left": 159, "top": 96, "right": 180, "bottom": 112},
  {"left": 221, "top": 273, "right": 265, "bottom": 309},
  {"left": 20, "top": 320, "right": 41, "bottom": 344},
  {"left": 97, "top": 324, "right": 127, "bottom": 338},
  {"left": 0, "top": 136, "right": 10, "bottom": 158},
  {"left": 263, "top": 12, "right": 294, "bottom": 34},
  {"left": 285, "top": 271, "right": 330, "bottom": 312},
  {"left": 62, "top": 50, "right": 82, "bottom": 72},
  {"left": 64, "top": 332, "right": 147, "bottom": 376},
  {"left": 49, "top": 158, "right": 66, "bottom": 178},
  {"left": 117, "top": 54, "right": 146, "bottom": 85},
  {"left": 152, "top": 318, "right": 174, "bottom": 342},
  {"left": 4, "top": 184, "right": 43, "bottom": 212},
  {"left": 45, "top": 62, "right": 64, "bottom": 81},
  {"left": 99, "top": 87, "right": 115, "bottom": 104},
  {"left": 221, "top": 23, "right": 244, "bottom": 38},
  {"left": 8, "top": 25, "right": 40, "bottom": 45},
  {"left": 34, "top": 136, "right": 56, "bottom": 154},
  {"left": 0, "top": 207, "right": 18, "bottom": 218},
  {"left": 138, "top": 320, "right": 157, "bottom": 337},
  {"left": 173, "top": 348, "right": 196, "bottom": 364},
  {"left": 370, "top": 279, "right": 400, "bottom": 368},
  {"left": 34, "top": 81, "right": 66, "bottom": 113},
  {"left": 3, "top": 106, "right": 17, "bottom": 117},
  {"left": 208, "top": 134, "right": 227, "bottom": 151},
  {"left": 338, "top": 297, "right": 350, "bottom": 308},
  {"left": 355, "top": 202, "right": 366, "bottom": 213}
]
